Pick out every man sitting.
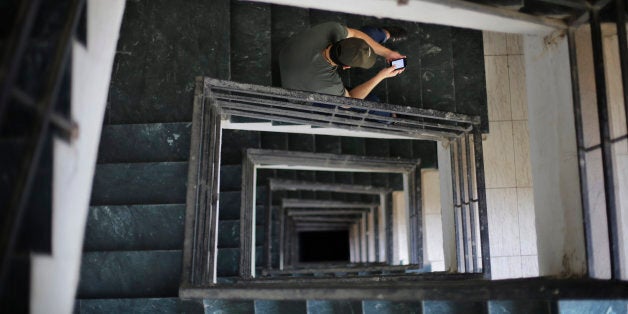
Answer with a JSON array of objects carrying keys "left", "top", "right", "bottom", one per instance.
[{"left": 279, "top": 22, "right": 407, "bottom": 100}]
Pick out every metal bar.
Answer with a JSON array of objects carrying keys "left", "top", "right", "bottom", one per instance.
[
  {"left": 247, "top": 148, "right": 420, "bottom": 173},
  {"left": 364, "top": 212, "right": 369, "bottom": 262},
  {"left": 12, "top": 88, "right": 78, "bottom": 141},
  {"left": 373, "top": 204, "right": 380, "bottom": 263},
  {"left": 180, "top": 277, "right": 628, "bottom": 301},
  {"left": 183, "top": 78, "right": 204, "bottom": 285},
  {"left": 265, "top": 184, "right": 273, "bottom": 270},
  {"left": 0, "top": 0, "right": 84, "bottom": 291},
  {"left": 216, "top": 94, "right": 471, "bottom": 133},
  {"left": 584, "top": 134, "right": 628, "bottom": 151},
  {"left": 0, "top": 0, "right": 41, "bottom": 124},
  {"left": 590, "top": 8, "right": 621, "bottom": 279},
  {"left": 240, "top": 157, "right": 256, "bottom": 279},
  {"left": 282, "top": 199, "right": 378, "bottom": 209},
  {"left": 206, "top": 78, "right": 481, "bottom": 124},
  {"left": 220, "top": 104, "right": 459, "bottom": 140},
  {"left": 457, "top": 137, "right": 471, "bottom": 272},
  {"left": 288, "top": 210, "right": 368, "bottom": 216},
  {"left": 567, "top": 28, "right": 594, "bottom": 275},
  {"left": 279, "top": 207, "right": 285, "bottom": 270},
  {"left": 385, "top": 192, "right": 394, "bottom": 265},
  {"left": 411, "top": 167, "right": 423, "bottom": 267},
  {"left": 450, "top": 141, "right": 463, "bottom": 272},
  {"left": 465, "top": 134, "right": 479, "bottom": 272},
  {"left": 616, "top": 0, "right": 628, "bottom": 159},
  {"left": 473, "top": 128, "right": 491, "bottom": 279},
  {"left": 269, "top": 179, "right": 392, "bottom": 194}
]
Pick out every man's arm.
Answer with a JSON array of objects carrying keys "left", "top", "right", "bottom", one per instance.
[
  {"left": 346, "top": 66, "right": 404, "bottom": 99},
  {"left": 346, "top": 27, "right": 404, "bottom": 61}
]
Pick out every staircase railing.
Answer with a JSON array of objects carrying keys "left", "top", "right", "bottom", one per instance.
[
  {"left": 181, "top": 77, "right": 492, "bottom": 296},
  {"left": 0, "top": 0, "right": 84, "bottom": 300}
]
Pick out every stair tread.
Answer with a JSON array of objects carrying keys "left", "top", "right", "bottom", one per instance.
[{"left": 74, "top": 298, "right": 204, "bottom": 314}]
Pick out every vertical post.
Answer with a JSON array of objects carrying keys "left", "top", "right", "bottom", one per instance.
[
  {"left": 373, "top": 205, "right": 380, "bottom": 262},
  {"left": 465, "top": 134, "right": 479, "bottom": 272},
  {"left": 591, "top": 9, "right": 621, "bottom": 279},
  {"left": 405, "top": 167, "right": 423, "bottom": 266},
  {"left": 279, "top": 206, "right": 285, "bottom": 270},
  {"left": 458, "top": 137, "right": 470, "bottom": 272},
  {"left": 567, "top": 28, "right": 594, "bottom": 275},
  {"left": 450, "top": 141, "right": 463, "bottom": 272},
  {"left": 473, "top": 127, "right": 491, "bottom": 279},
  {"left": 240, "top": 155, "right": 256, "bottom": 279},
  {"left": 364, "top": 211, "right": 370, "bottom": 262},
  {"left": 265, "top": 184, "right": 273, "bottom": 270},
  {"left": 414, "top": 167, "right": 423, "bottom": 267},
  {"left": 386, "top": 192, "right": 394, "bottom": 265},
  {"left": 183, "top": 78, "right": 223, "bottom": 285}
]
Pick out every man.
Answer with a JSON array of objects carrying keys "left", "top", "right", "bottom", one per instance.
[{"left": 279, "top": 22, "right": 406, "bottom": 99}]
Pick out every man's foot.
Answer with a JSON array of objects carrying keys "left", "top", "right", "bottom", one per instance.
[{"left": 382, "top": 26, "right": 408, "bottom": 43}]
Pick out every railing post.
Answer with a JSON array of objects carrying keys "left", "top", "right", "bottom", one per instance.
[
  {"left": 240, "top": 156, "right": 257, "bottom": 279},
  {"left": 265, "top": 183, "right": 273, "bottom": 270},
  {"left": 473, "top": 128, "right": 491, "bottom": 279},
  {"left": 386, "top": 192, "right": 394, "bottom": 265},
  {"left": 183, "top": 78, "right": 223, "bottom": 285}
]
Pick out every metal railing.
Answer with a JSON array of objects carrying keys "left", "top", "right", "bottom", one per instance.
[{"left": 182, "top": 77, "right": 492, "bottom": 293}]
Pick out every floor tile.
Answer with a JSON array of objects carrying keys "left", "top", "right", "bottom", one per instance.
[
  {"left": 513, "top": 121, "right": 532, "bottom": 187},
  {"left": 486, "top": 188, "right": 520, "bottom": 257},
  {"left": 491, "top": 256, "right": 522, "bottom": 279},
  {"left": 506, "top": 33, "right": 523, "bottom": 55},
  {"left": 483, "top": 121, "right": 516, "bottom": 188},
  {"left": 483, "top": 31, "right": 507, "bottom": 56},
  {"left": 508, "top": 55, "right": 528, "bottom": 121},
  {"left": 521, "top": 255, "right": 539, "bottom": 277},
  {"left": 484, "top": 56, "right": 512, "bottom": 121},
  {"left": 517, "top": 188, "right": 537, "bottom": 256}
]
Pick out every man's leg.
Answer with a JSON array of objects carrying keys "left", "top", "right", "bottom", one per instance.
[{"left": 360, "top": 26, "right": 388, "bottom": 44}]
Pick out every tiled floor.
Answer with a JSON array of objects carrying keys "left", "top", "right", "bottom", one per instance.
[{"left": 482, "top": 31, "right": 538, "bottom": 279}]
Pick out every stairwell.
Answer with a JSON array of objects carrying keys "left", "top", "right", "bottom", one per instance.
[
  {"left": 70, "top": 0, "right": 628, "bottom": 314},
  {"left": 74, "top": 1, "right": 488, "bottom": 313}
]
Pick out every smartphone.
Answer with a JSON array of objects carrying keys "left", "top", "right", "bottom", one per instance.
[{"left": 389, "top": 58, "right": 407, "bottom": 69}]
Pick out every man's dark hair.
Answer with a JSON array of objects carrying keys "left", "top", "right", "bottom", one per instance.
[{"left": 329, "top": 38, "right": 376, "bottom": 69}]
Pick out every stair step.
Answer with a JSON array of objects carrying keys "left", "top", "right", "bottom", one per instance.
[
  {"left": 97, "top": 122, "right": 191, "bottom": 163},
  {"left": 74, "top": 298, "right": 204, "bottom": 314},
  {"left": 106, "top": 0, "right": 231, "bottom": 124},
  {"left": 78, "top": 250, "right": 182, "bottom": 298},
  {"left": 306, "top": 300, "right": 362, "bottom": 314},
  {"left": 362, "top": 300, "right": 422, "bottom": 314},
  {"left": 255, "top": 300, "right": 307, "bottom": 314},
  {"left": 488, "top": 300, "right": 553, "bottom": 314},
  {"left": 204, "top": 300, "right": 254, "bottom": 314},
  {"left": 221, "top": 164, "right": 243, "bottom": 191},
  {"left": 78, "top": 249, "right": 262, "bottom": 298},
  {"left": 231, "top": 1, "right": 271, "bottom": 85},
  {"left": 91, "top": 162, "right": 187, "bottom": 205},
  {"left": 84, "top": 204, "right": 185, "bottom": 251},
  {"left": 422, "top": 301, "right": 486, "bottom": 314}
]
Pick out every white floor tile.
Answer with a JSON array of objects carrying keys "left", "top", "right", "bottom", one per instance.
[
  {"left": 508, "top": 55, "right": 528, "bottom": 121},
  {"left": 484, "top": 121, "right": 516, "bottom": 188},
  {"left": 513, "top": 121, "right": 532, "bottom": 187},
  {"left": 485, "top": 56, "right": 512, "bottom": 122},
  {"left": 491, "top": 256, "right": 522, "bottom": 279},
  {"left": 517, "top": 188, "right": 537, "bottom": 256},
  {"left": 486, "top": 188, "right": 520, "bottom": 257},
  {"left": 483, "top": 31, "right": 507, "bottom": 55}
]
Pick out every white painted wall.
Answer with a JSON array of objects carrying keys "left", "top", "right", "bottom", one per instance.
[
  {"left": 392, "top": 191, "right": 410, "bottom": 265},
  {"left": 249, "top": 0, "right": 563, "bottom": 34},
  {"left": 438, "top": 143, "right": 457, "bottom": 272},
  {"left": 422, "top": 169, "right": 445, "bottom": 271},
  {"left": 524, "top": 31, "right": 587, "bottom": 276},
  {"left": 30, "top": 1, "right": 126, "bottom": 313}
]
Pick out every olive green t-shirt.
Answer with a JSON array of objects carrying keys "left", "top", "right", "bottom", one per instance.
[{"left": 279, "top": 22, "right": 348, "bottom": 96}]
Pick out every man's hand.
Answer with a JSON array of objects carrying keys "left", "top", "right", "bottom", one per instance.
[
  {"left": 385, "top": 51, "right": 405, "bottom": 63},
  {"left": 379, "top": 66, "right": 405, "bottom": 79}
]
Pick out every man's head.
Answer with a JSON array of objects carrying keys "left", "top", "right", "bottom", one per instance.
[{"left": 329, "top": 38, "right": 376, "bottom": 69}]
